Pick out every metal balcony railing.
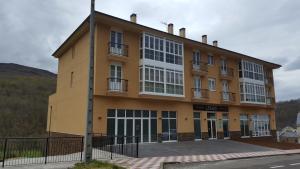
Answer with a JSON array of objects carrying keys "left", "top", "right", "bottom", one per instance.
[
  {"left": 191, "top": 61, "right": 208, "bottom": 73},
  {"left": 107, "top": 78, "right": 128, "bottom": 92},
  {"left": 221, "top": 92, "right": 236, "bottom": 102},
  {"left": 219, "top": 67, "right": 234, "bottom": 79},
  {"left": 108, "top": 42, "right": 128, "bottom": 56},
  {"left": 192, "top": 88, "right": 209, "bottom": 99}
]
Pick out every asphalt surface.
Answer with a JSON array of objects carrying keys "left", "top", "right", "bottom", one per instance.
[
  {"left": 139, "top": 139, "right": 275, "bottom": 157},
  {"left": 165, "top": 154, "right": 300, "bottom": 169}
]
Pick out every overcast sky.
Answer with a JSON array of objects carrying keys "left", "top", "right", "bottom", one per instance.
[{"left": 0, "top": 0, "right": 299, "bottom": 101}]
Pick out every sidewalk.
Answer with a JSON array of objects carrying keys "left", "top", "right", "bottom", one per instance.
[{"left": 110, "top": 149, "right": 300, "bottom": 169}]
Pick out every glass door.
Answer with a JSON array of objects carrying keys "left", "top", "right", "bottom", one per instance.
[
  {"left": 207, "top": 112, "right": 217, "bottom": 139},
  {"left": 162, "top": 111, "right": 177, "bottom": 142},
  {"left": 222, "top": 113, "right": 230, "bottom": 138},
  {"left": 240, "top": 114, "right": 250, "bottom": 137},
  {"left": 222, "top": 80, "right": 229, "bottom": 101},
  {"left": 110, "top": 64, "right": 122, "bottom": 91},
  {"left": 194, "top": 112, "right": 202, "bottom": 140},
  {"left": 221, "top": 59, "right": 228, "bottom": 75},
  {"left": 110, "top": 31, "right": 123, "bottom": 55},
  {"left": 193, "top": 51, "right": 201, "bottom": 69},
  {"left": 194, "top": 77, "right": 202, "bottom": 97}
]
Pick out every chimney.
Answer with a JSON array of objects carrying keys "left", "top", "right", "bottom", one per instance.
[
  {"left": 202, "top": 35, "right": 207, "bottom": 44},
  {"left": 179, "top": 28, "right": 186, "bottom": 38},
  {"left": 213, "top": 40, "right": 218, "bottom": 47},
  {"left": 130, "top": 13, "right": 137, "bottom": 23},
  {"left": 168, "top": 23, "right": 174, "bottom": 34}
]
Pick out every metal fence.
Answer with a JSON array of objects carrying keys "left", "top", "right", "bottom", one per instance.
[{"left": 0, "top": 135, "right": 139, "bottom": 167}]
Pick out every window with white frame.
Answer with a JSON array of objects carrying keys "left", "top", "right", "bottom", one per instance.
[
  {"left": 139, "top": 33, "right": 184, "bottom": 96},
  {"left": 143, "top": 34, "right": 164, "bottom": 62},
  {"left": 239, "top": 60, "right": 264, "bottom": 81},
  {"left": 240, "top": 82, "right": 266, "bottom": 103},
  {"left": 208, "top": 54, "right": 214, "bottom": 65},
  {"left": 208, "top": 78, "right": 216, "bottom": 91},
  {"left": 166, "top": 69, "right": 183, "bottom": 95},
  {"left": 251, "top": 114, "right": 270, "bottom": 137}
]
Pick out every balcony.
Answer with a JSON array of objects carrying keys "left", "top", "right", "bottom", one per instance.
[
  {"left": 266, "top": 96, "right": 275, "bottom": 105},
  {"left": 191, "top": 61, "right": 208, "bottom": 76},
  {"left": 192, "top": 88, "right": 209, "bottom": 101},
  {"left": 220, "top": 92, "right": 236, "bottom": 103},
  {"left": 219, "top": 67, "right": 234, "bottom": 80},
  {"left": 107, "top": 78, "right": 128, "bottom": 96},
  {"left": 107, "top": 42, "right": 128, "bottom": 63}
]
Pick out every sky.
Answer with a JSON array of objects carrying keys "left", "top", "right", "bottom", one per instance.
[{"left": 0, "top": 0, "right": 299, "bottom": 101}]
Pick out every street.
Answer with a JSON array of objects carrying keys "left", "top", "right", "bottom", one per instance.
[{"left": 165, "top": 154, "right": 300, "bottom": 169}]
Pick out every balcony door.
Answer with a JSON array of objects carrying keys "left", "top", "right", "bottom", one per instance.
[
  {"left": 222, "top": 80, "right": 229, "bottom": 101},
  {"left": 221, "top": 59, "right": 228, "bottom": 74},
  {"left": 110, "top": 31, "right": 123, "bottom": 55},
  {"left": 194, "top": 77, "right": 202, "bottom": 97},
  {"left": 109, "top": 64, "right": 122, "bottom": 91}
]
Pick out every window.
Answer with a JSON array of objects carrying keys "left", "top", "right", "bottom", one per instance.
[
  {"left": 240, "top": 82, "right": 266, "bottom": 103},
  {"left": 70, "top": 72, "right": 74, "bottom": 87},
  {"left": 139, "top": 33, "right": 184, "bottom": 96},
  {"left": 208, "top": 54, "right": 214, "bottom": 65},
  {"left": 166, "top": 69, "right": 183, "bottom": 95},
  {"left": 110, "top": 31, "right": 123, "bottom": 55},
  {"left": 208, "top": 78, "right": 216, "bottom": 91},
  {"left": 107, "top": 109, "right": 157, "bottom": 143},
  {"left": 192, "top": 51, "right": 201, "bottom": 65},
  {"left": 239, "top": 60, "right": 264, "bottom": 81},
  {"left": 144, "top": 65, "right": 164, "bottom": 93},
  {"left": 141, "top": 33, "right": 183, "bottom": 65},
  {"left": 240, "top": 114, "right": 250, "bottom": 137},
  {"left": 251, "top": 114, "right": 270, "bottom": 137}
]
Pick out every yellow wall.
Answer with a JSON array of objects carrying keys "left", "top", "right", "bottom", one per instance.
[{"left": 48, "top": 21, "right": 277, "bottom": 137}]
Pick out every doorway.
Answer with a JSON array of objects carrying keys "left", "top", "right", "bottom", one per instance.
[
  {"left": 162, "top": 111, "right": 177, "bottom": 142},
  {"left": 207, "top": 112, "right": 217, "bottom": 139},
  {"left": 222, "top": 113, "right": 230, "bottom": 139},
  {"left": 194, "top": 112, "right": 202, "bottom": 140}
]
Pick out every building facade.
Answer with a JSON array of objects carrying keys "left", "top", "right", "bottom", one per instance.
[{"left": 47, "top": 12, "right": 281, "bottom": 143}]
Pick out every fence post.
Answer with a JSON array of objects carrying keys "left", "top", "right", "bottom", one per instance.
[
  {"left": 136, "top": 136, "right": 139, "bottom": 158},
  {"left": 2, "top": 138, "right": 7, "bottom": 168},
  {"left": 110, "top": 136, "right": 113, "bottom": 160},
  {"left": 44, "top": 137, "right": 49, "bottom": 164},
  {"left": 80, "top": 137, "right": 84, "bottom": 162},
  {"left": 121, "top": 137, "right": 124, "bottom": 155}
]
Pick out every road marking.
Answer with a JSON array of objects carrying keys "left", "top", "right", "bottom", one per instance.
[
  {"left": 290, "top": 163, "right": 300, "bottom": 166},
  {"left": 270, "top": 165, "right": 285, "bottom": 168}
]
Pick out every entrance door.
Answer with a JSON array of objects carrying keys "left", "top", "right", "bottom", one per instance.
[
  {"left": 194, "top": 112, "right": 202, "bottom": 140},
  {"left": 162, "top": 111, "right": 177, "bottom": 142},
  {"left": 240, "top": 114, "right": 250, "bottom": 137},
  {"left": 207, "top": 112, "right": 217, "bottom": 139},
  {"left": 222, "top": 113, "right": 230, "bottom": 138},
  {"left": 222, "top": 80, "right": 229, "bottom": 101},
  {"left": 109, "top": 64, "right": 122, "bottom": 91}
]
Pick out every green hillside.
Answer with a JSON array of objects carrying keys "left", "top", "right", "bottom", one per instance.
[
  {"left": 0, "top": 63, "right": 56, "bottom": 137},
  {"left": 276, "top": 99, "right": 300, "bottom": 130}
]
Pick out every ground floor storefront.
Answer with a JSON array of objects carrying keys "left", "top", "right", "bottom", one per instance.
[{"left": 93, "top": 97, "right": 276, "bottom": 143}]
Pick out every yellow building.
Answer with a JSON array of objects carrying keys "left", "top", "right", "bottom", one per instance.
[{"left": 47, "top": 12, "right": 281, "bottom": 143}]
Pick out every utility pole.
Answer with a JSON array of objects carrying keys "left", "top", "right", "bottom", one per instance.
[{"left": 84, "top": 0, "right": 95, "bottom": 162}]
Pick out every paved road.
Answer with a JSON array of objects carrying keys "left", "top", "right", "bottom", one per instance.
[
  {"left": 139, "top": 140, "right": 275, "bottom": 157},
  {"left": 165, "top": 154, "right": 300, "bottom": 169}
]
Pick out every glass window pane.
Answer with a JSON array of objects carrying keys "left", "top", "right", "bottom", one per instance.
[
  {"left": 126, "top": 110, "right": 133, "bottom": 117},
  {"left": 135, "top": 110, "right": 141, "bottom": 117},
  {"left": 162, "top": 111, "right": 168, "bottom": 118},
  {"left": 143, "top": 110, "right": 149, "bottom": 117},
  {"left": 107, "top": 109, "right": 115, "bottom": 117},
  {"left": 151, "top": 111, "right": 157, "bottom": 118},
  {"left": 117, "top": 109, "right": 125, "bottom": 117},
  {"left": 151, "top": 119, "right": 157, "bottom": 142},
  {"left": 107, "top": 119, "right": 115, "bottom": 136}
]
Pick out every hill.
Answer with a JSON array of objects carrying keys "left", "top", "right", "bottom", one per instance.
[
  {"left": 0, "top": 63, "right": 56, "bottom": 137},
  {"left": 276, "top": 99, "right": 300, "bottom": 130}
]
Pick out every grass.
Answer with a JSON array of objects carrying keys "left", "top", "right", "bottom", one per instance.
[
  {"left": 72, "top": 160, "right": 126, "bottom": 169},
  {"left": 0, "top": 149, "right": 44, "bottom": 160}
]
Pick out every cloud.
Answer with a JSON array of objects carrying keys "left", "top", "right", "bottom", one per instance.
[{"left": 0, "top": 0, "right": 299, "bottom": 101}]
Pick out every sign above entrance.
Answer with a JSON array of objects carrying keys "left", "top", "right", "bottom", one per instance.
[{"left": 193, "top": 104, "right": 228, "bottom": 112}]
